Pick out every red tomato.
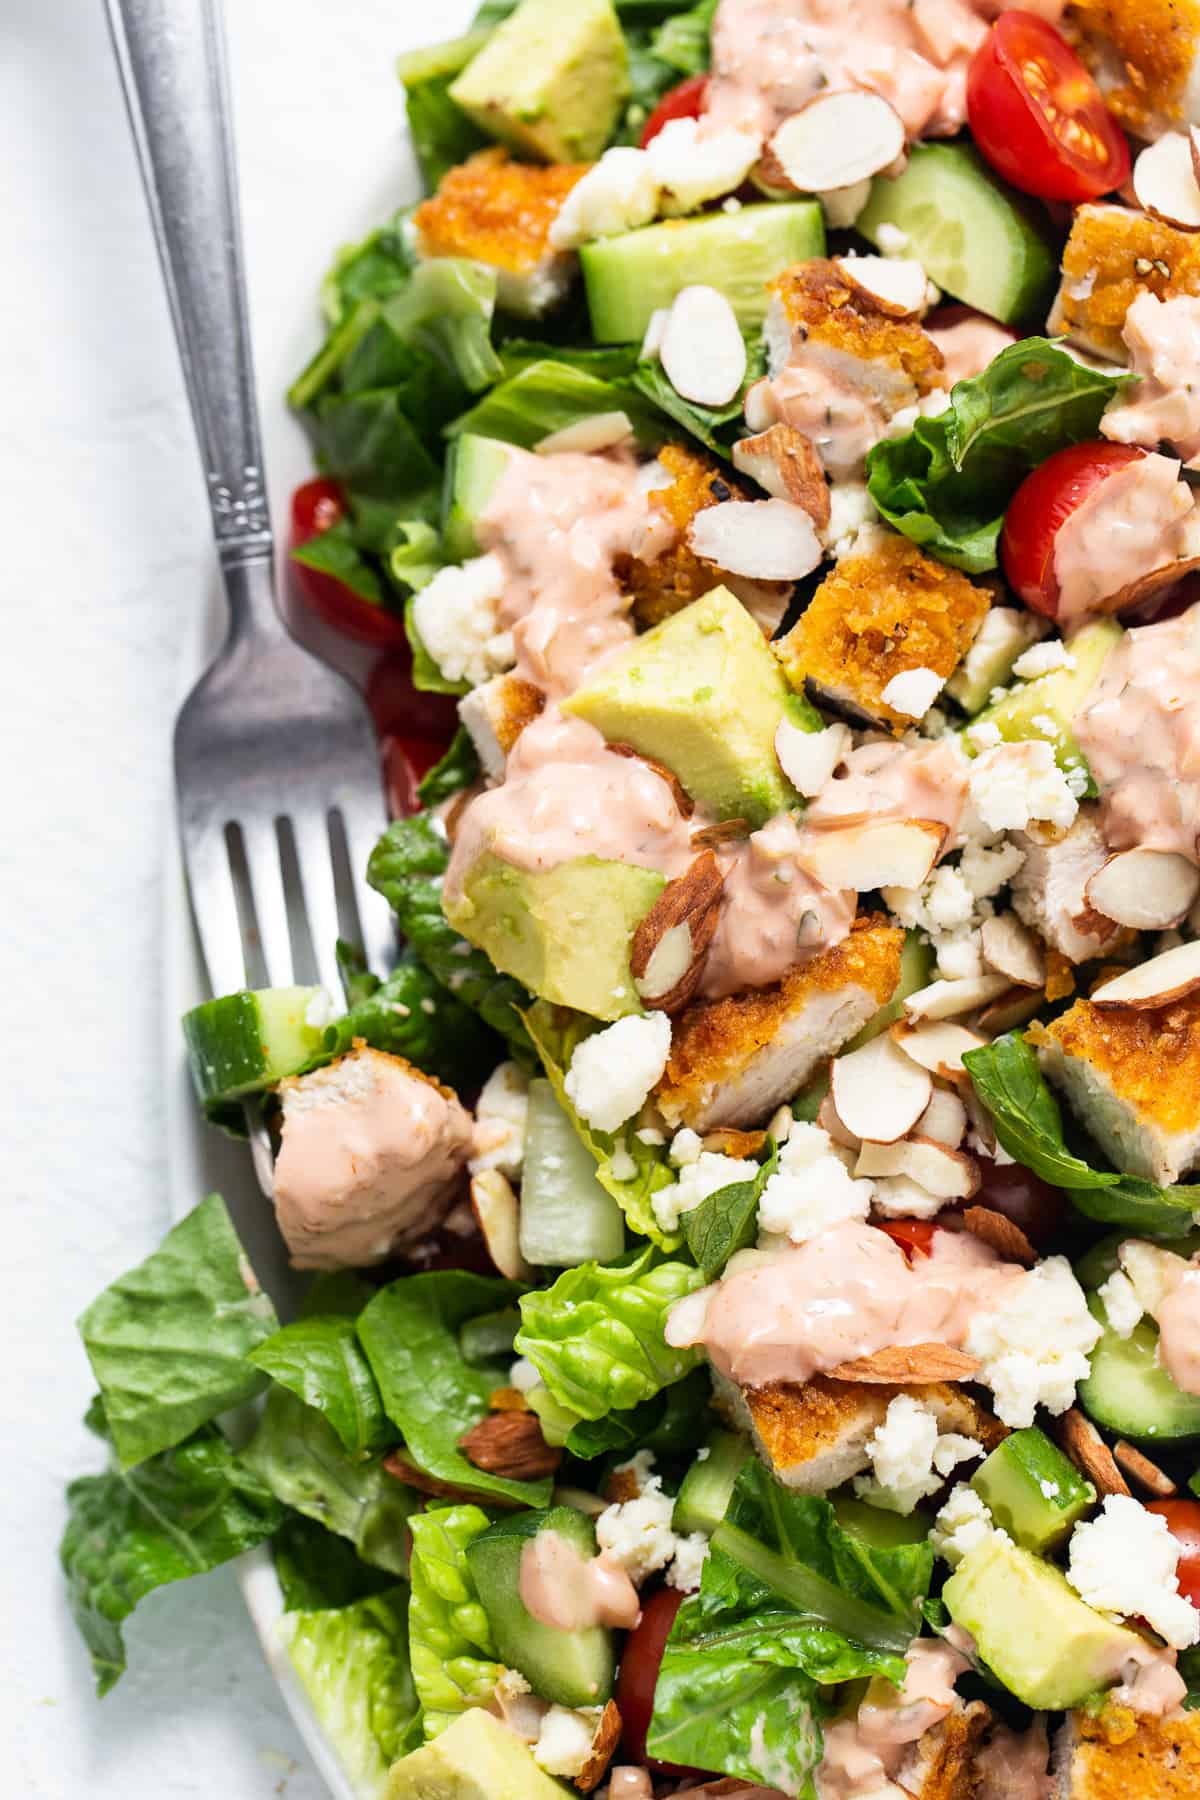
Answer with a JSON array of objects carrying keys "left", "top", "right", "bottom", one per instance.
[
  {"left": 380, "top": 735, "right": 447, "bottom": 818},
  {"left": 974, "top": 1158, "right": 1067, "bottom": 1246},
  {"left": 1146, "top": 1502, "right": 1200, "bottom": 1610},
  {"left": 967, "top": 12, "right": 1130, "bottom": 202},
  {"left": 640, "top": 74, "right": 710, "bottom": 147},
  {"left": 366, "top": 650, "right": 461, "bottom": 744},
  {"left": 878, "top": 1220, "right": 938, "bottom": 1261},
  {"left": 616, "top": 1588, "right": 704, "bottom": 1775},
  {"left": 288, "top": 479, "right": 409, "bottom": 649},
  {"left": 1001, "top": 441, "right": 1148, "bottom": 617}
]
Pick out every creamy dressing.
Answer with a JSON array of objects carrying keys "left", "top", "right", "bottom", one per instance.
[
  {"left": 606, "top": 1772, "right": 654, "bottom": 1800},
  {"left": 1051, "top": 452, "right": 1200, "bottom": 624},
  {"left": 927, "top": 316, "right": 1015, "bottom": 388},
  {"left": 704, "top": 0, "right": 994, "bottom": 141},
  {"left": 1074, "top": 602, "right": 1200, "bottom": 862},
  {"left": 1111, "top": 1640, "right": 1188, "bottom": 1717},
  {"left": 1150, "top": 1267, "right": 1200, "bottom": 1395},
  {"left": 518, "top": 1528, "right": 641, "bottom": 1632},
  {"left": 815, "top": 1638, "right": 967, "bottom": 1799},
  {"left": 974, "top": 1721, "right": 1052, "bottom": 1800},
  {"left": 758, "top": 344, "right": 916, "bottom": 481},
  {"left": 703, "top": 814, "right": 856, "bottom": 997},
  {"left": 665, "top": 1220, "right": 1023, "bottom": 1386},
  {"left": 806, "top": 739, "right": 968, "bottom": 841},
  {"left": 1103, "top": 293, "right": 1200, "bottom": 465}
]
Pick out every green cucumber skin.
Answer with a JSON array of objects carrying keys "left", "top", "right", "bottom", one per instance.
[
  {"left": 442, "top": 434, "right": 513, "bottom": 563},
  {"left": 971, "top": 1427, "right": 1094, "bottom": 1554},
  {"left": 1078, "top": 1301, "right": 1200, "bottom": 1443},
  {"left": 673, "top": 1429, "right": 750, "bottom": 1536},
  {"left": 182, "top": 987, "right": 323, "bottom": 1104}
]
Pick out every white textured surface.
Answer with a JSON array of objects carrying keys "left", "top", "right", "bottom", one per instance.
[{"left": 3, "top": 0, "right": 472, "bottom": 1791}]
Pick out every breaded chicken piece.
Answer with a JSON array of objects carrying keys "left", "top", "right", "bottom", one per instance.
[
  {"left": 898, "top": 1699, "right": 994, "bottom": 1800},
  {"left": 1067, "top": 0, "right": 1200, "bottom": 141},
  {"left": 1051, "top": 1703, "right": 1200, "bottom": 1797},
  {"left": 1035, "top": 993, "right": 1200, "bottom": 1185},
  {"left": 1010, "top": 809, "right": 1123, "bottom": 965},
  {"left": 413, "top": 147, "right": 588, "bottom": 318},
  {"left": 655, "top": 918, "right": 903, "bottom": 1130},
  {"left": 768, "top": 260, "right": 945, "bottom": 395},
  {"left": 457, "top": 673, "right": 544, "bottom": 782},
  {"left": 773, "top": 535, "right": 990, "bottom": 733},
  {"left": 618, "top": 443, "right": 792, "bottom": 635},
  {"left": 1047, "top": 203, "right": 1200, "bottom": 361}
]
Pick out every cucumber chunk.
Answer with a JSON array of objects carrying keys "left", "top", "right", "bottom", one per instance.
[
  {"left": 1076, "top": 1228, "right": 1200, "bottom": 1292},
  {"left": 857, "top": 144, "right": 1055, "bottom": 326},
  {"left": 673, "top": 1429, "right": 751, "bottom": 1535},
  {"left": 964, "top": 617, "right": 1122, "bottom": 786},
  {"left": 833, "top": 1496, "right": 930, "bottom": 1549},
  {"left": 520, "top": 1079, "right": 626, "bottom": 1268},
  {"left": 581, "top": 202, "right": 824, "bottom": 343},
  {"left": 845, "top": 930, "right": 933, "bottom": 1052},
  {"left": 1078, "top": 1296, "right": 1200, "bottom": 1443},
  {"left": 466, "top": 1506, "right": 616, "bottom": 1706},
  {"left": 971, "top": 1427, "right": 1094, "bottom": 1554},
  {"left": 182, "top": 985, "right": 327, "bottom": 1104},
  {"left": 441, "top": 433, "right": 514, "bottom": 562}
]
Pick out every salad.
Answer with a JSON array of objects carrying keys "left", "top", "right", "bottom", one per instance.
[{"left": 63, "top": 0, "right": 1200, "bottom": 1795}]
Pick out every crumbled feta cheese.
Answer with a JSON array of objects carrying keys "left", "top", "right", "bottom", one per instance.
[
  {"left": 964, "top": 1255, "right": 1102, "bottom": 1427},
  {"left": 666, "top": 1532, "right": 710, "bottom": 1592},
  {"left": 1098, "top": 1268, "right": 1144, "bottom": 1339},
  {"left": 933, "top": 1483, "right": 1006, "bottom": 1568},
  {"left": 645, "top": 118, "right": 761, "bottom": 217},
  {"left": 1013, "top": 640, "right": 1075, "bottom": 680},
  {"left": 533, "top": 1705, "right": 599, "bottom": 1778},
  {"left": 924, "top": 865, "right": 975, "bottom": 932},
  {"left": 549, "top": 147, "right": 658, "bottom": 249},
  {"left": 564, "top": 1012, "right": 672, "bottom": 1135},
  {"left": 875, "top": 222, "right": 909, "bottom": 256},
  {"left": 1031, "top": 713, "right": 1059, "bottom": 739},
  {"left": 597, "top": 1477, "right": 678, "bottom": 1584},
  {"left": 880, "top": 666, "right": 944, "bottom": 719},
  {"left": 1067, "top": 1495, "right": 1200, "bottom": 1649},
  {"left": 756, "top": 1121, "right": 874, "bottom": 1244},
  {"left": 967, "top": 740, "right": 1078, "bottom": 835},
  {"left": 608, "top": 1139, "right": 638, "bottom": 1181},
  {"left": 1065, "top": 763, "right": 1090, "bottom": 799},
  {"left": 653, "top": 1149, "right": 749, "bottom": 1233},
  {"left": 957, "top": 835, "right": 1026, "bottom": 900},
  {"left": 933, "top": 928, "right": 985, "bottom": 983},
  {"left": 469, "top": 1060, "right": 530, "bottom": 1178},
  {"left": 871, "top": 1174, "right": 947, "bottom": 1221},
  {"left": 411, "top": 553, "right": 513, "bottom": 687},
  {"left": 303, "top": 987, "right": 338, "bottom": 1029},
  {"left": 509, "top": 1357, "right": 540, "bottom": 1394},
  {"left": 854, "top": 1395, "right": 983, "bottom": 1514},
  {"left": 821, "top": 480, "right": 886, "bottom": 560},
  {"left": 669, "top": 1128, "right": 704, "bottom": 1168},
  {"left": 966, "top": 720, "right": 1003, "bottom": 751}
]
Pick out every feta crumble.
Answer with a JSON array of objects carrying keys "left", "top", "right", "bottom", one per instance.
[
  {"left": 967, "top": 740, "right": 1078, "bottom": 835},
  {"left": 303, "top": 987, "right": 338, "bottom": 1029},
  {"left": 1067, "top": 1495, "right": 1200, "bottom": 1649},
  {"left": 645, "top": 118, "right": 762, "bottom": 218},
  {"left": 469, "top": 1060, "right": 529, "bottom": 1179},
  {"left": 564, "top": 1012, "right": 672, "bottom": 1135},
  {"left": 880, "top": 666, "right": 944, "bottom": 719},
  {"left": 966, "top": 720, "right": 1003, "bottom": 751},
  {"left": 1097, "top": 1268, "right": 1143, "bottom": 1340},
  {"left": 1012, "top": 640, "right": 1075, "bottom": 680},
  {"left": 964, "top": 1255, "right": 1102, "bottom": 1427},
  {"left": 666, "top": 1532, "right": 710, "bottom": 1592},
  {"left": 549, "top": 147, "right": 658, "bottom": 249},
  {"left": 853, "top": 1394, "right": 983, "bottom": 1514},
  {"left": 410, "top": 553, "right": 514, "bottom": 688},
  {"left": 653, "top": 1148, "right": 749, "bottom": 1234},
  {"left": 756, "top": 1122, "right": 874, "bottom": 1244},
  {"left": 932, "top": 1484, "right": 1006, "bottom": 1568}
]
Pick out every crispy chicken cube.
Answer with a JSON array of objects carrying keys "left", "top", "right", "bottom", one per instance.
[
  {"left": 1067, "top": 0, "right": 1200, "bottom": 142},
  {"left": 1051, "top": 1704, "right": 1200, "bottom": 1798},
  {"left": 768, "top": 259, "right": 945, "bottom": 395},
  {"left": 457, "top": 673, "right": 545, "bottom": 782},
  {"left": 1010, "top": 808, "right": 1123, "bottom": 965},
  {"left": 899, "top": 1699, "right": 995, "bottom": 1800},
  {"left": 1047, "top": 203, "right": 1200, "bottom": 362}
]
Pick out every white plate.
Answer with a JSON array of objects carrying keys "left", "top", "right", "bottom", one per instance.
[{"left": 163, "top": 3, "right": 476, "bottom": 1791}]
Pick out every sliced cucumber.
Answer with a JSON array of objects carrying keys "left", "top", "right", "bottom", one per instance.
[
  {"left": 965, "top": 617, "right": 1122, "bottom": 786},
  {"left": 673, "top": 1429, "right": 751, "bottom": 1536},
  {"left": 581, "top": 202, "right": 824, "bottom": 343},
  {"left": 466, "top": 1506, "right": 616, "bottom": 1707},
  {"left": 1076, "top": 1228, "right": 1200, "bottom": 1292},
  {"left": 441, "top": 433, "right": 514, "bottom": 563},
  {"left": 1078, "top": 1297, "right": 1200, "bottom": 1443},
  {"left": 182, "top": 986, "right": 327, "bottom": 1104},
  {"left": 971, "top": 1427, "right": 1094, "bottom": 1554},
  {"left": 857, "top": 144, "right": 1055, "bottom": 326},
  {"left": 519, "top": 1079, "right": 626, "bottom": 1268}
]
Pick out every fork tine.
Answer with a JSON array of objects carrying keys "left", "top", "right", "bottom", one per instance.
[
  {"left": 291, "top": 813, "right": 345, "bottom": 999},
  {"left": 240, "top": 819, "right": 294, "bottom": 989},
  {"left": 182, "top": 822, "right": 250, "bottom": 997},
  {"left": 338, "top": 792, "right": 396, "bottom": 975}
]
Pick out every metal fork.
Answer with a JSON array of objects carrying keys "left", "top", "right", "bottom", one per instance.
[{"left": 106, "top": 0, "right": 393, "bottom": 1192}]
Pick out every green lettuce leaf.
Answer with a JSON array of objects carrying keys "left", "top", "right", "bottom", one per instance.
[
  {"left": 564, "top": 1364, "right": 713, "bottom": 1459},
  {"left": 367, "top": 813, "right": 534, "bottom": 1061},
  {"left": 448, "top": 357, "right": 662, "bottom": 450},
  {"left": 248, "top": 1316, "right": 392, "bottom": 1460},
  {"left": 632, "top": 335, "right": 765, "bottom": 458},
  {"left": 291, "top": 514, "right": 387, "bottom": 604},
  {"left": 61, "top": 1416, "right": 282, "bottom": 1696},
  {"left": 336, "top": 939, "right": 381, "bottom": 1010},
  {"left": 515, "top": 1244, "right": 706, "bottom": 1421},
  {"left": 418, "top": 726, "right": 481, "bottom": 807},
  {"left": 650, "top": 0, "right": 718, "bottom": 70},
  {"left": 408, "top": 1505, "right": 505, "bottom": 1738},
  {"left": 242, "top": 1386, "right": 416, "bottom": 1574},
  {"left": 313, "top": 949, "right": 499, "bottom": 1092},
  {"left": 389, "top": 518, "right": 446, "bottom": 596},
  {"left": 283, "top": 1588, "right": 421, "bottom": 1796},
  {"left": 682, "top": 1142, "right": 778, "bottom": 1279},
  {"left": 865, "top": 339, "right": 1133, "bottom": 572},
  {"left": 319, "top": 211, "right": 419, "bottom": 330},
  {"left": 272, "top": 1513, "right": 397, "bottom": 1614},
  {"left": 385, "top": 259, "right": 502, "bottom": 395},
  {"left": 77, "top": 1192, "right": 277, "bottom": 1468},
  {"left": 358, "top": 1272, "right": 553, "bottom": 1507},
  {"left": 498, "top": 339, "right": 641, "bottom": 381},
  {"left": 397, "top": 31, "right": 492, "bottom": 191}
]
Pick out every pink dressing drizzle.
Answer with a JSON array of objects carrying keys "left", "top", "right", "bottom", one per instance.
[
  {"left": 703, "top": 814, "right": 856, "bottom": 997},
  {"left": 815, "top": 1638, "right": 968, "bottom": 1798},
  {"left": 1050, "top": 453, "right": 1200, "bottom": 625},
  {"left": 1149, "top": 1266, "right": 1200, "bottom": 1396},
  {"left": 519, "top": 1528, "right": 641, "bottom": 1633},
  {"left": 1102, "top": 293, "right": 1200, "bottom": 466},
  {"left": 805, "top": 739, "right": 968, "bottom": 841},
  {"left": 927, "top": 316, "right": 1015, "bottom": 388}
]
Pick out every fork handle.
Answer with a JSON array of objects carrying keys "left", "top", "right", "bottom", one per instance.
[{"left": 105, "top": 0, "right": 276, "bottom": 592}]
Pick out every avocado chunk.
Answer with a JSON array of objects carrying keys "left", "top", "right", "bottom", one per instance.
[
  {"left": 385, "top": 1706, "right": 570, "bottom": 1798},
  {"left": 449, "top": 0, "right": 628, "bottom": 164},
  {"left": 965, "top": 617, "right": 1122, "bottom": 786},
  {"left": 562, "top": 586, "right": 802, "bottom": 825},
  {"left": 943, "top": 1535, "right": 1143, "bottom": 1710},
  {"left": 182, "top": 985, "right": 327, "bottom": 1103},
  {"left": 970, "top": 1427, "right": 1095, "bottom": 1554},
  {"left": 442, "top": 434, "right": 514, "bottom": 562},
  {"left": 581, "top": 202, "right": 824, "bottom": 343},
  {"left": 444, "top": 852, "right": 664, "bottom": 1022}
]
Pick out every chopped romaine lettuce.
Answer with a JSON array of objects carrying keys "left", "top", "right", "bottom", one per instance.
[
  {"left": 283, "top": 1588, "right": 421, "bottom": 1796},
  {"left": 417, "top": 726, "right": 481, "bottom": 806},
  {"left": 248, "top": 1316, "right": 392, "bottom": 1461},
  {"left": 408, "top": 1505, "right": 505, "bottom": 1738},
  {"left": 272, "top": 1513, "right": 397, "bottom": 1614},
  {"left": 682, "top": 1142, "right": 778, "bottom": 1279},
  {"left": 312, "top": 949, "right": 498, "bottom": 1091}
]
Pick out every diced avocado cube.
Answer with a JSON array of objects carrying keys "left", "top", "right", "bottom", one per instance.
[
  {"left": 970, "top": 1427, "right": 1095, "bottom": 1554},
  {"left": 580, "top": 203, "right": 824, "bottom": 343},
  {"left": 386, "top": 1705, "right": 570, "bottom": 1798},
  {"left": 562, "top": 586, "right": 802, "bottom": 825},
  {"left": 443, "top": 852, "right": 664, "bottom": 1022},
  {"left": 182, "top": 985, "right": 327, "bottom": 1104},
  {"left": 943, "top": 1535, "right": 1143, "bottom": 1710},
  {"left": 441, "top": 434, "right": 514, "bottom": 562},
  {"left": 449, "top": 0, "right": 628, "bottom": 164},
  {"left": 965, "top": 617, "right": 1122, "bottom": 785}
]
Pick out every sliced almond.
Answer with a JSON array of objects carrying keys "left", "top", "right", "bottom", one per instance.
[
  {"left": 819, "top": 1088, "right": 863, "bottom": 1152},
  {"left": 892, "top": 1019, "right": 987, "bottom": 1077},
  {"left": 661, "top": 285, "right": 747, "bottom": 407},
  {"left": 1058, "top": 1409, "right": 1128, "bottom": 1499},
  {"left": 733, "top": 424, "right": 831, "bottom": 526},
  {"left": 916, "top": 1086, "right": 967, "bottom": 1149},
  {"left": 689, "top": 497, "right": 823, "bottom": 581},
  {"left": 830, "top": 1342, "right": 981, "bottom": 1383},
  {"left": 576, "top": 1700, "right": 623, "bottom": 1794},
  {"left": 382, "top": 1449, "right": 520, "bottom": 1507},
  {"left": 797, "top": 817, "right": 947, "bottom": 893},
  {"left": 903, "top": 973, "right": 1011, "bottom": 1022},
  {"left": 1085, "top": 848, "right": 1200, "bottom": 931},
  {"left": 604, "top": 1466, "right": 643, "bottom": 1505},
  {"left": 703, "top": 1126, "right": 768, "bottom": 1157},
  {"left": 630, "top": 851, "right": 724, "bottom": 1013},
  {"left": 471, "top": 1170, "right": 532, "bottom": 1283},
  {"left": 1133, "top": 131, "right": 1200, "bottom": 230},
  {"left": 1090, "top": 939, "right": 1200, "bottom": 1009},
  {"left": 835, "top": 254, "right": 929, "bottom": 319},
  {"left": 774, "top": 717, "right": 850, "bottom": 798},
  {"left": 962, "top": 1205, "right": 1037, "bottom": 1266},
  {"left": 1112, "top": 1440, "right": 1178, "bottom": 1498},
  {"left": 871, "top": 1173, "right": 944, "bottom": 1220},
  {"left": 769, "top": 91, "right": 906, "bottom": 195},
  {"left": 691, "top": 817, "right": 750, "bottom": 849},
  {"left": 1103, "top": 554, "right": 1200, "bottom": 615},
  {"left": 536, "top": 411, "right": 633, "bottom": 456},
  {"left": 981, "top": 912, "right": 1045, "bottom": 988},
  {"left": 459, "top": 1411, "right": 561, "bottom": 1481},
  {"left": 831, "top": 1032, "right": 932, "bottom": 1144},
  {"left": 855, "top": 1135, "right": 980, "bottom": 1199},
  {"left": 974, "top": 986, "right": 1046, "bottom": 1036}
]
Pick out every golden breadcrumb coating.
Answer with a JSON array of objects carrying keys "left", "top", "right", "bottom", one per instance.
[
  {"left": 1068, "top": 0, "right": 1200, "bottom": 135},
  {"left": 1038, "top": 991, "right": 1200, "bottom": 1134},
  {"left": 773, "top": 535, "right": 990, "bottom": 733},
  {"left": 1050, "top": 203, "right": 1200, "bottom": 360},
  {"left": 771, "top": 259, "right": 945, "bottom": 395},
  {"left": 618, "top": 443, "right": 754, "bottom": 628},
  {"left": 737, "top": 1378, "right": 1003, "bottom": 1471},
  {"left": 491, "top": 674, "right": 545, "bottom": 753},
  {"left": 913, "top": 1702, "right": 994, "bottom": 1800},
  {"left": 413, "top": 147, "right": 587, "bottom": 274},
  {"left": 1059, "top": 1704, "right": 1200, "bottom": 1798}
]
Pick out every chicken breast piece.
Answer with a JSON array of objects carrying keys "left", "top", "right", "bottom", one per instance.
[
  {"left": 1010, "top": 808, "right": 1122, "bottom": 965},
  {"left": 1047, "top": 203, "right": 1200, "bottom": 363},
  {"left": 1067, "top": 0, "right": 1200, "bottom": 144},
  {"left": 273, "top": 1044, "right": 472, "bottom": 1268},
  {"left": 655, "top": 919, "right": 903, "bottom": 1131},
  {"left": 1035, "top": 994, "right": 1200, "bottom": 1186},
  {"left": 1051, "top": 1704, "right": 1200, "bottom": 1798},
  {"left": 897, "top": 1699, "right": 994, "bottom": 1800},
  {"left": 457, "top": 673, "right": 545, "bottom": 783}
]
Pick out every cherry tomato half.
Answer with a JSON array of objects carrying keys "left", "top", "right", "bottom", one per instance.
[
  {"left": 366, "top": 650, "right": 461, "bottom": 745},
  {"left": 967, "top": 12, "right": 1130, "bottom": 203},
  {"left": 616, "top": 1588, "right": 704, "bottom": 1775},
  {"left": 878, "top": 1220, "right": 938, "bottom": 1261},
  {"left": 1146, "top": 1501, "right": 1200, "bottom": 1610},
  {"left": 640, "top": 75, "right": 710, "bottom": 148},
  {"left": 289, "top": 478, "right": 409, "bottom": 649},
  {"left": 1001, "top": 441, "right": 1147, "bottom": 617},
  {"left": 974, "top": 1158, "right": 1067, "bottom": 1246},
  {"left": 380, "top": 734, "right": 448, "bottom": 818}
]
